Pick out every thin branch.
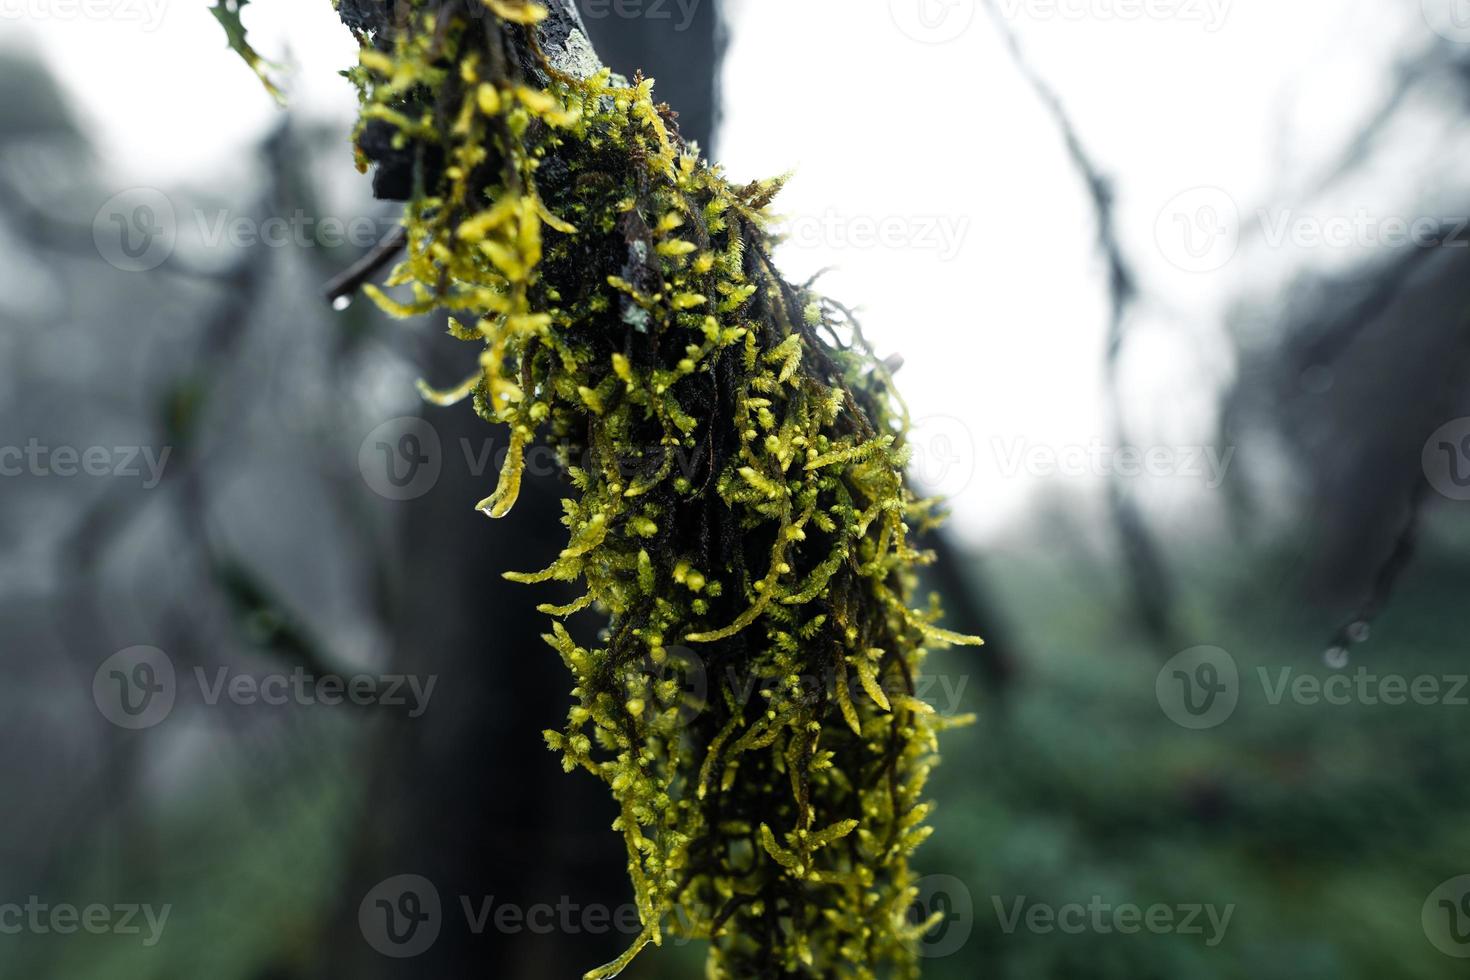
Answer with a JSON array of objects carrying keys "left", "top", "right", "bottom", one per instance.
[
  {"left": 981, "top": 0, "right": 1178, "bottom": 651},
  {"left": 322, "top": 225, "right": 408, "bottom": 306}
]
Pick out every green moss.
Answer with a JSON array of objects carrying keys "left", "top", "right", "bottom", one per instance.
[
  {"left": 344, "top": 3, "right": 983, "bottom": 975},
  {"left": 209, "top": 0, "right": 285, "bottom": 105}
]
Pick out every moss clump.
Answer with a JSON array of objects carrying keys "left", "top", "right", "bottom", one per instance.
[{"left": 339, "top": 2, "right": 982, "bottom": 975}]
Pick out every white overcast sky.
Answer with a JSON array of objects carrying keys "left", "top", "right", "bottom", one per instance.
[{"left": 5, "top": 0, "right": 1448, "bottom": 542}]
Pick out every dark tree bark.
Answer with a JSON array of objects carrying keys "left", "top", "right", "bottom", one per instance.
[{"left": 311, "top": 4, "right": 728, "bottom": 977}]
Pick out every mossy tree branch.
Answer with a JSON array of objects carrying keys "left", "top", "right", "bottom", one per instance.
[{"left": 308, "top": 2, "right": 985, "bottom": 976}]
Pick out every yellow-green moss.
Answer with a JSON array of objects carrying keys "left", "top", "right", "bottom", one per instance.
[{"left": 341, "top": 2, "right": 982, "bottom": 975}]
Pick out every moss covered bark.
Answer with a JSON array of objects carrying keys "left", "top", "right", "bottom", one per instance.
[{"left": 324, "top": 1, "right": 984, "bottom": 975}]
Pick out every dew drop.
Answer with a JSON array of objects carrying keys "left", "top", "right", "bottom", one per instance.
[
  {"left": 1324, "top": 646, "right": 1350, "bottom": 670},
  {"left": 332, "top": 294, "right": 353, "bottom": 312},
  {"left": 1346, "top": 621, "right": 1371, "bottom": 644}
]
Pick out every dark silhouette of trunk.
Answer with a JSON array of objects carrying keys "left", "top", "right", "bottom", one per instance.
[
  {"left": 312, "top": 3, "right": 729, "bottom": 976},
  {"left": 309, "top": 5, "right": 1018, "bottom": 973}
]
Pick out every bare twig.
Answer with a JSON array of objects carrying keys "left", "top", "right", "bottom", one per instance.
[
  {"left": 981, "top": 0, "right": 1178, "bottom": 651},
  {"left": 323, "top": 225, "right": 408, "bottom": 307}
]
